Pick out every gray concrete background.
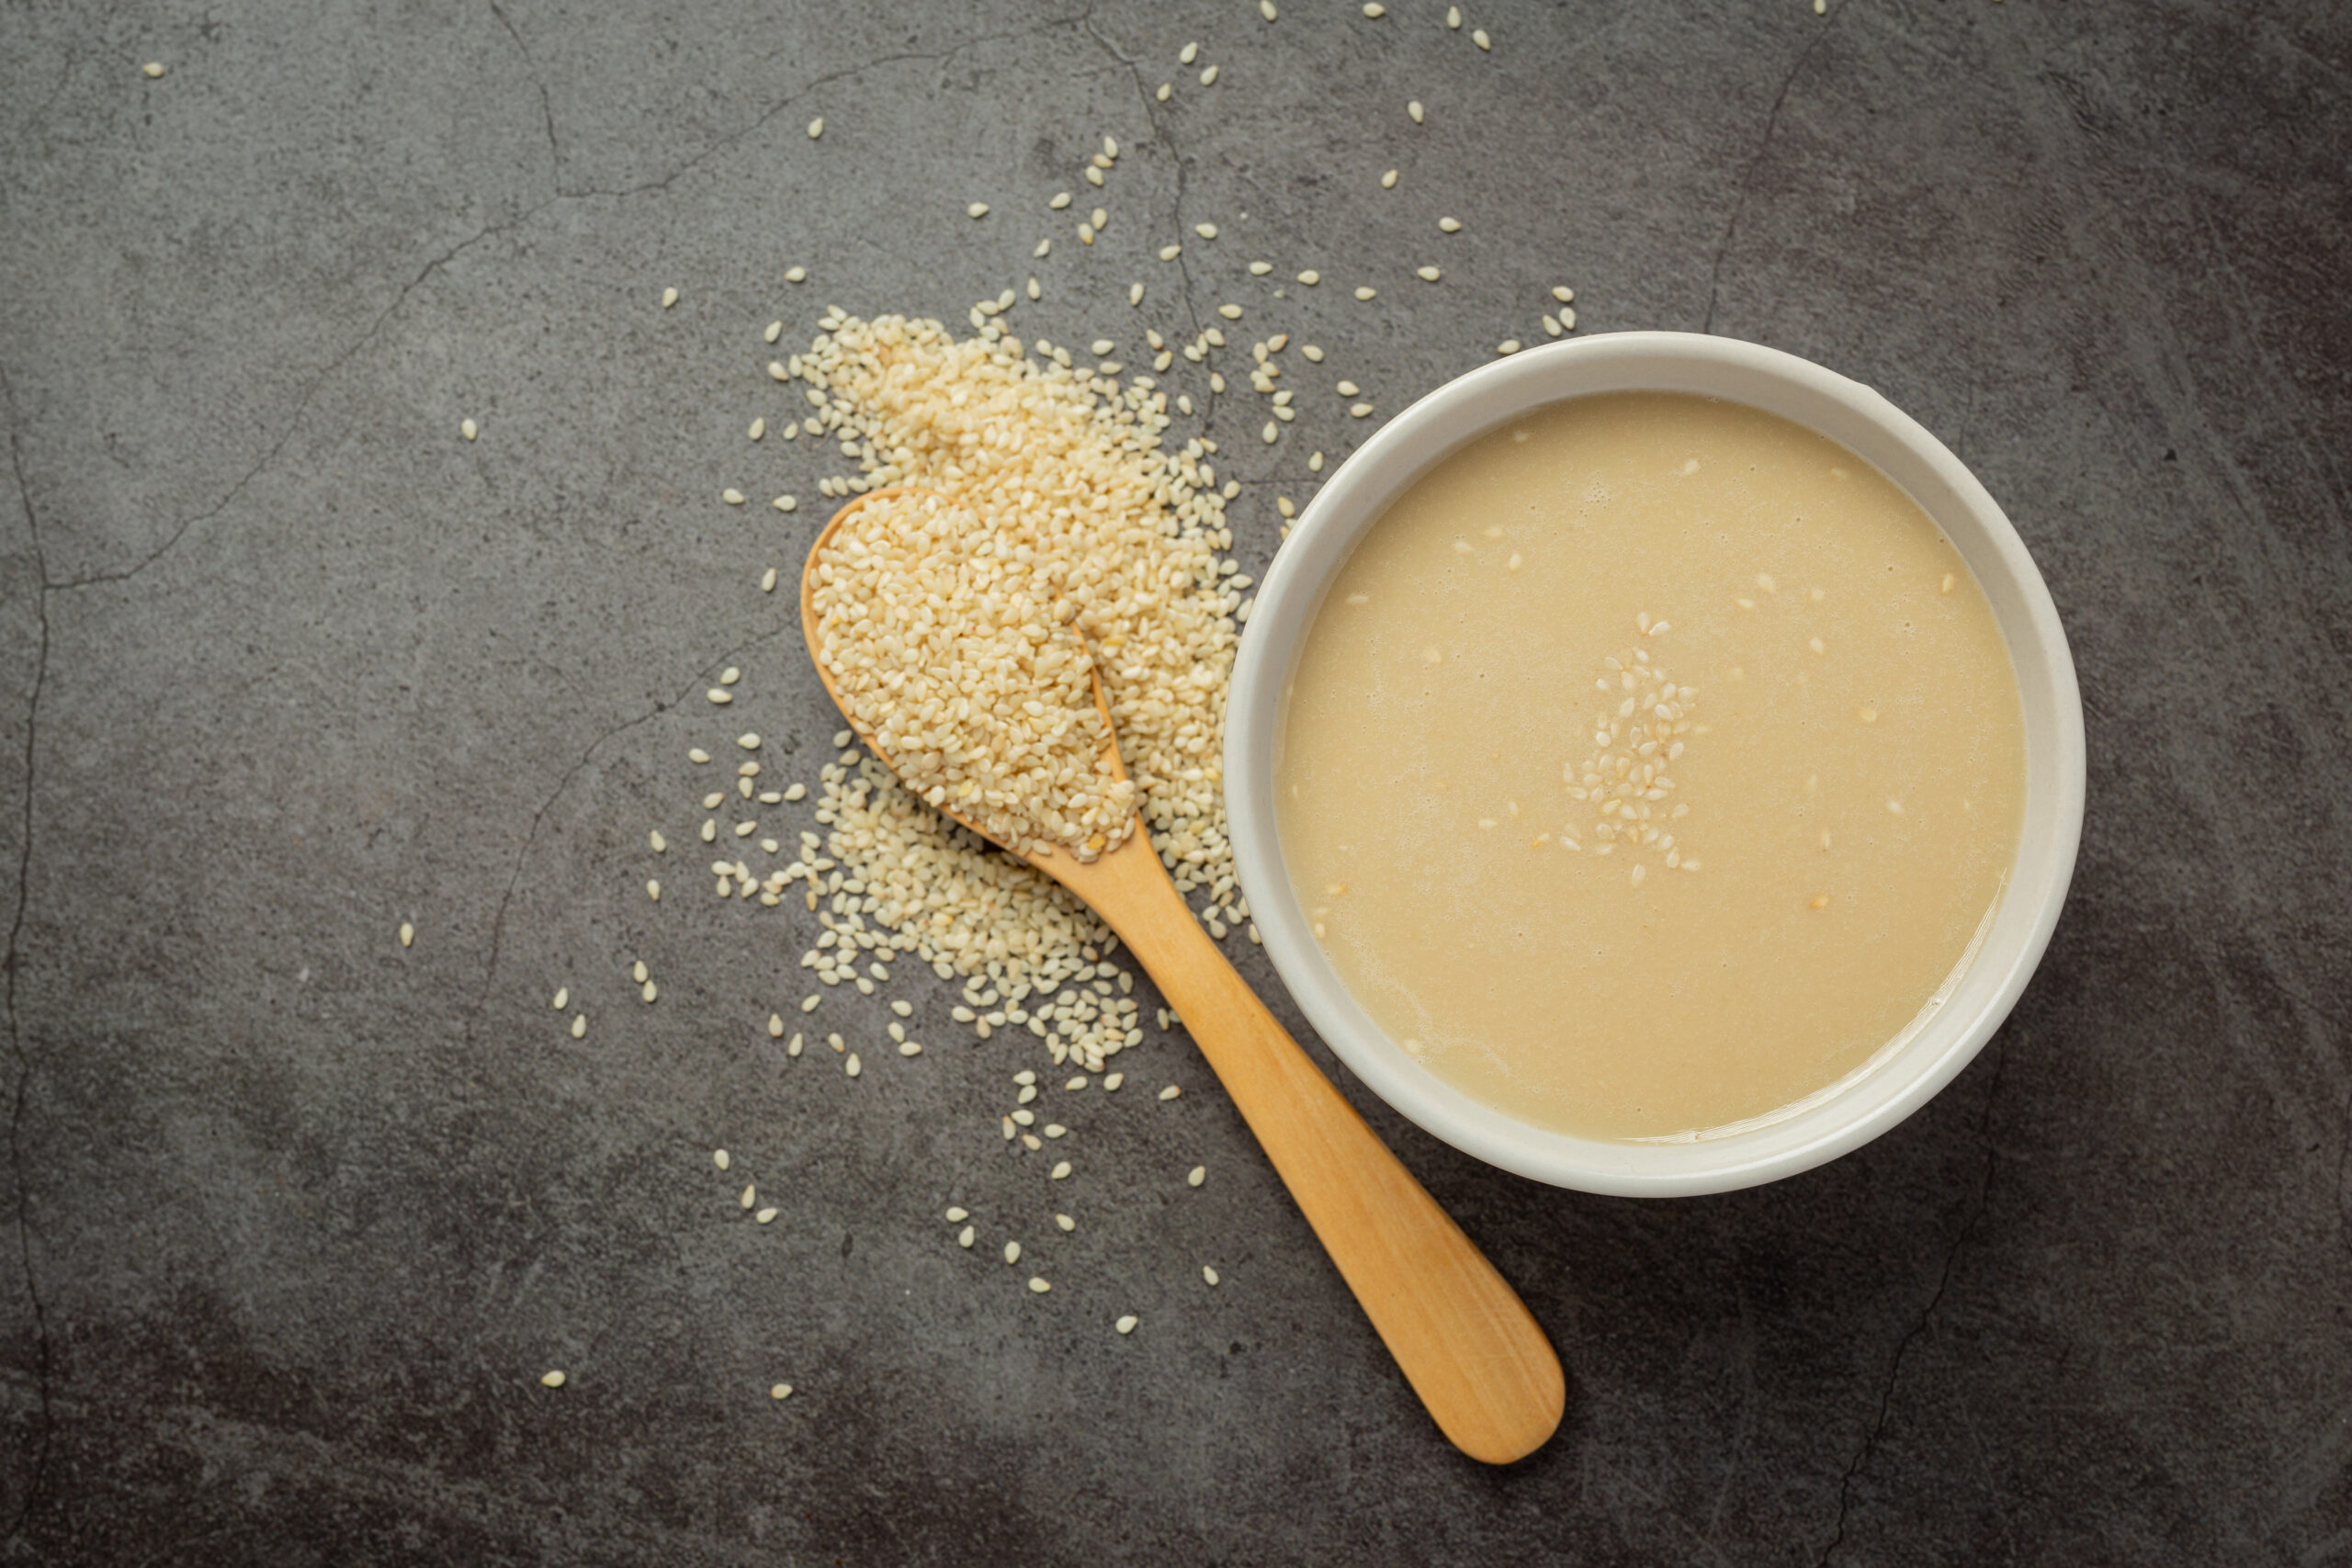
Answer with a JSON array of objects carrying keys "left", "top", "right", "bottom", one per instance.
[{"left": 2, "top": 0, "right": 2347, "bottom": 1562}]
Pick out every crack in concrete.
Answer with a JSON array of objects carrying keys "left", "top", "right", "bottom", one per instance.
[
  {"left": 50, "top": 208, "right": 558, "bottom": 594},
  {"left": 1702, "top": 12, "right": 1837, "bottom": 336},
  {"left": 1076, "top": 13, "right": 1219, "bottom": 429},
  {"left": 0, "top": 361, "right": 55, "bottom": 1551},
  {"left": 558, "top": 19, "right": 1087, "bottom": 207},
  {"left": 1814, "top": 1033, "right": 2008, "bottom": 1567},
  {"left": 485, "top": 0, "right": 564, "bottom": 183}
]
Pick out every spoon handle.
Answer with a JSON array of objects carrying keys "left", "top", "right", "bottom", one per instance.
[{"left": 1058, "top": 835, "right": 1566, "bottom": 1464}]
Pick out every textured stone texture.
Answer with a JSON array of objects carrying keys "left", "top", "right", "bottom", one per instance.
[{"left": 2, "top": 1, "right": 2347, "bottom": 1562}]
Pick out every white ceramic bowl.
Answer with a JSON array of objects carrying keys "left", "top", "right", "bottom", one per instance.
[{"left": 1226, "top": 332, "right": 2085, "bottom": 1196}]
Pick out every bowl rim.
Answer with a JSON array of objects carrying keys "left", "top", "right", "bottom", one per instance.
[{"left": 1224, "top": 331, "right": 2086, "bottom": 1196}]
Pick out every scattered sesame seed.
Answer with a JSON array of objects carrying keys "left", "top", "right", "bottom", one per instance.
[
  {"left": 1199, "top": 64, "right": 1219, "bottom": 85},
  {"left": 1180, "top": 40, "right": 1198, "bottom": 63},
  {"left": 540, "top": 1370, "right": 566, "bottom": 1388},
  {"left": 1004, "top": 1240, "right": 1022, "bottom": 1265},
  {"left": 1156, "top": 82, "right": 1171, "bottom": 100},
  {"left": 740, "top": 1184, "right": 757, "bottom": 1210},
  {"left": 1353, "top": 286, "right": 1376, "bottom": 301},
  {"left": 755, "top": 1207, "right": 778, "bottom": 1224},
  {"left": 1363, "top": 2, "right": 1385, "bottom": 15},
  {"left": 737, "top": 732, "right": 762, "bottom": 750},
  {"left": 688, "top": 747, "right": 711, "bottom": 762},
  {"left": 1103, "top": 1073, "right": 1124, "bottom": 1090},
  {"left": 845, "top": 1053, "right": 861, "bottom": 1077},
  {"left": 1337, "top": 379, "right": 1361, "bottom": 396},
  {"left": 1202, "top": 1265, "right": 1220, "bottom": 1286},
  {"left": 1350, "top": 401, "right": 1374, "bottom": 417},
  {"left": 1553, "top": 285, "right": 1576, "bottom": 303},
  {"left": 1261, "top": 0, "right": 1278, "bottom": 16},
  {"left": 1056, "top": 1213, "right": 1076, "bottom": 1231},
  {"left": 801, "top": 995, "right": 820, "bottom": 1012},
  {"left": 552, "top": 987, "right": 569, "bottom": 1010},
  {"left": 1381, "top": 169, "right": 1398, "bottom": 189},
  {"left": 1028, "top": 1276, "right": 1051, "bottom": 1293},
  {"left": 1159, "top": 1085, "right": 1182, "bottom": 1101},
  {"left": 1417, "top": 265, "right": 1442, "bottom": 283},
  {"left": 770, "top": 1382, "right": 793, "bottom": 1399},
  {"left": 1049, "top": 191, "right": 1072, "bottom": 209},
  {"left": 958, "top": 1224, "right": 976, "bottom": 1247},
  {"left": 399, "top": 922, "right": 414, "bottom": 949},
  {"left": 714, "top": 1148, "right": 730, "bottom": 1171},
  {"left": 662, "top": 287, "right": 679, "bottom": 309},
  {"left": 1296, "top": 270, "right": 1319, "bottom": 287},
  {"left": 571, "top": 1014, "right": 588, "bottom": 1037},
  {"left": 459, "top": 417, "right": 478, "bottom": 442},
  {"left": 1115, "top": 1314, "right": 1138, "bottom": 1334},
  {"left": 967, "top": 202, "right": 989, "bottom": 219},
  {"left": 807, "top": 117, "right": 824, "bottom": 139},
  {"left": 1408, "top": 100, "right": 1424, "bottom": 123},
  {"left": 1130, "top": 282, "right": 1145, "bottom": 306},
  {"left": 142, "top": 62, "right": 166, "bottom": 78},
  {"left": 1050, "top": 1161, "right": 1071, "bottom": 1179},
  {"left": 1438, "top": 217, "right": 1463, "bottom": 233},
  {"left": 1498, "top": 340, "right": 1522, "bottom": 355},
  {"left": 1195, "top": 222, "right": 1219, "bottom": 239},
  {"left": 1473, "top": 27, "right": 1491, "bottom": 48},
  {"left": 1187, "top": 1165, "right": 1206, "bottom": 1187}
]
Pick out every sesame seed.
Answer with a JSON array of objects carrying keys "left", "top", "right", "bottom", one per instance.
[
  {"left": 801, "top": 995, "right": 819, "bottom": 1012},
  {"left": 1156, "top": 82, "right": 1171, "bottom": 99},
  {"left": 1381, "top": 169, "right": 1398, "bottom": 189},
  {"left": 1473, "top": 27, "right": 1491, "bottom": 48},
  {"left": 1337, "top": 380, "right": 1361, "bottom": 396},
  {"left": 1050, "top": 191, "right": 1072, "bottom": 209},
  {"left": 540, "top": 1370, "right": 566, "bottom": 1388},
  {"left": 1261, "top": 0, "right": 1277, "bottom": 16},
  {"left": 1350, "top": 401, "right": 1374, "bottom": 418},
  {"left": 1028, "top": 1277, "right": 1052, "bottom": 1293},
  {"left": 740, "top": 1184, "right": 757, "bottom": 1210},
  {"left": 1497, "top": 340, "right": 1521, "bottom": 355},
  {"left": 142, "top": 61, "right": 166, "bottom": 77},
  {"left": 714, "top": 1148, "right": 730, "bottom": 1171},
  {"left": 707, "top": 688, "right": 732, "bottom": 705},
  {"left": 1560, "top": 306, "right": 1577, "bottom": 330},
  {"left": 1217, "top": 303, "right": 1243, "bottom": 320},
  {"left": 1056, "top": 1213, "right": 1076, "bottom": 1231},
  {"left": 737, "top": 732, "right": 762, "bottom": 750},
  {"left": 807, "top": 117, "right": 824, "bottom": 139},
  {"left": 1439, "top": 217, "right": 1463, "bottom": 233},
  {"left": 1301, "top": 344, "right": 1324, "bottom": 361},
  {"left": 571, "top": 1014, "right": 588, "bottom": 1037},
  {"left": 770, "top": 1382, "right": 793, "bottom": 1399},
  {"left": 1363, "top": 2, "right": 1385, "bottom": 15},
  {"left": 1004, "top": 1240, "right": 1022, "bottom": 1265},
  {"left": 1187, "top": 1165, "right": 1205, "bottom": 1187},
  {"left": 1050, "top": 1161, "right": 1071, "bottom": 1179},
  {"left": 1199, "top": 64, "right": 1219, "bottom": 85},
  {"left": 755, "top": 1207, "right": 778, "bottom": 1224},
  {"left": 459, "top": 417, "right": 478, "bottom": 442},
  {"left": 662, "top": 287, "right": 679, "bottom": 308},
  {"left": 1130, "top": 282, "right": 1145, "bottom": 306},
  {"left": 1195, "top": 222, "right": 1219, "bottom": 239},
  {"left": 1180, "top": 40, "right": 1198, "bottom": 63},
  {"left": 1417, "top": 265, "right": 1442, "bottom": 282},
  {"left": 1159, "top": 1085, "right": 1182, "bottom": 1101},
  {"left": 958, "top": 1224, "right": 976, "bottom": 1247},
  {"left": 1296, "top": 270, "right": 1319, "bottom": 287},
  {"left": 1115, "top": 1314, "right": 1138, "bottom": 1334},
  {"left": 552, "top": 987, "right": 569, "bottom": 1010},
  {"left": 688, "top": 747, "right": 710, "bottom": 762},
  {"left": 1203, "top": 1265, "right": 1220, "bottom": 1286},
  {"left": 1447, "top": 5, "right": 1462, "bottom": 24},
  {"left": 845, "top": 1054, "right": 861, "bottom": 1077},
  {"left": 1543, "top": 314, "right": 1562, "bottom": 337},
  {"left": 1408, "top": 100, "right": 1424, "bottom": 123},
  {"left": 1553, "top": 285, "right": 1575, "bottom": 302}
]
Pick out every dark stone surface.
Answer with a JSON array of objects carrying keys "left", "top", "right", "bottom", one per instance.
[{"left": 2, "top": 0, "right": 2346, "bottom": 1562}]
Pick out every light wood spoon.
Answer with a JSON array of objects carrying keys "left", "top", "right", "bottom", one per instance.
[{"left": 802, "top": 489, "right": 1565, "bottom": 1464}]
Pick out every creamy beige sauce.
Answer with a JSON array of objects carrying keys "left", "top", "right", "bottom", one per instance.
[{"left": 1276, "top": 392, "right": 2025, "bottom": 1140}]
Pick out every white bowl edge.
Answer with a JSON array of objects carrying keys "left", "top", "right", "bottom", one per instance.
[{"left": 1226, "top": 332, "right": 2086, "bottom": 1196}]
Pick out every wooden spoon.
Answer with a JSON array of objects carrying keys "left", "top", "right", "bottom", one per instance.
[{"left": 802, "top": 489, "right": 1565, "bottom": 1464}]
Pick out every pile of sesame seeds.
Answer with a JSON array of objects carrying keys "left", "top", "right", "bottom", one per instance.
[{"left": 1563, "top": 620, "right": 1706, "bottom": 882}]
